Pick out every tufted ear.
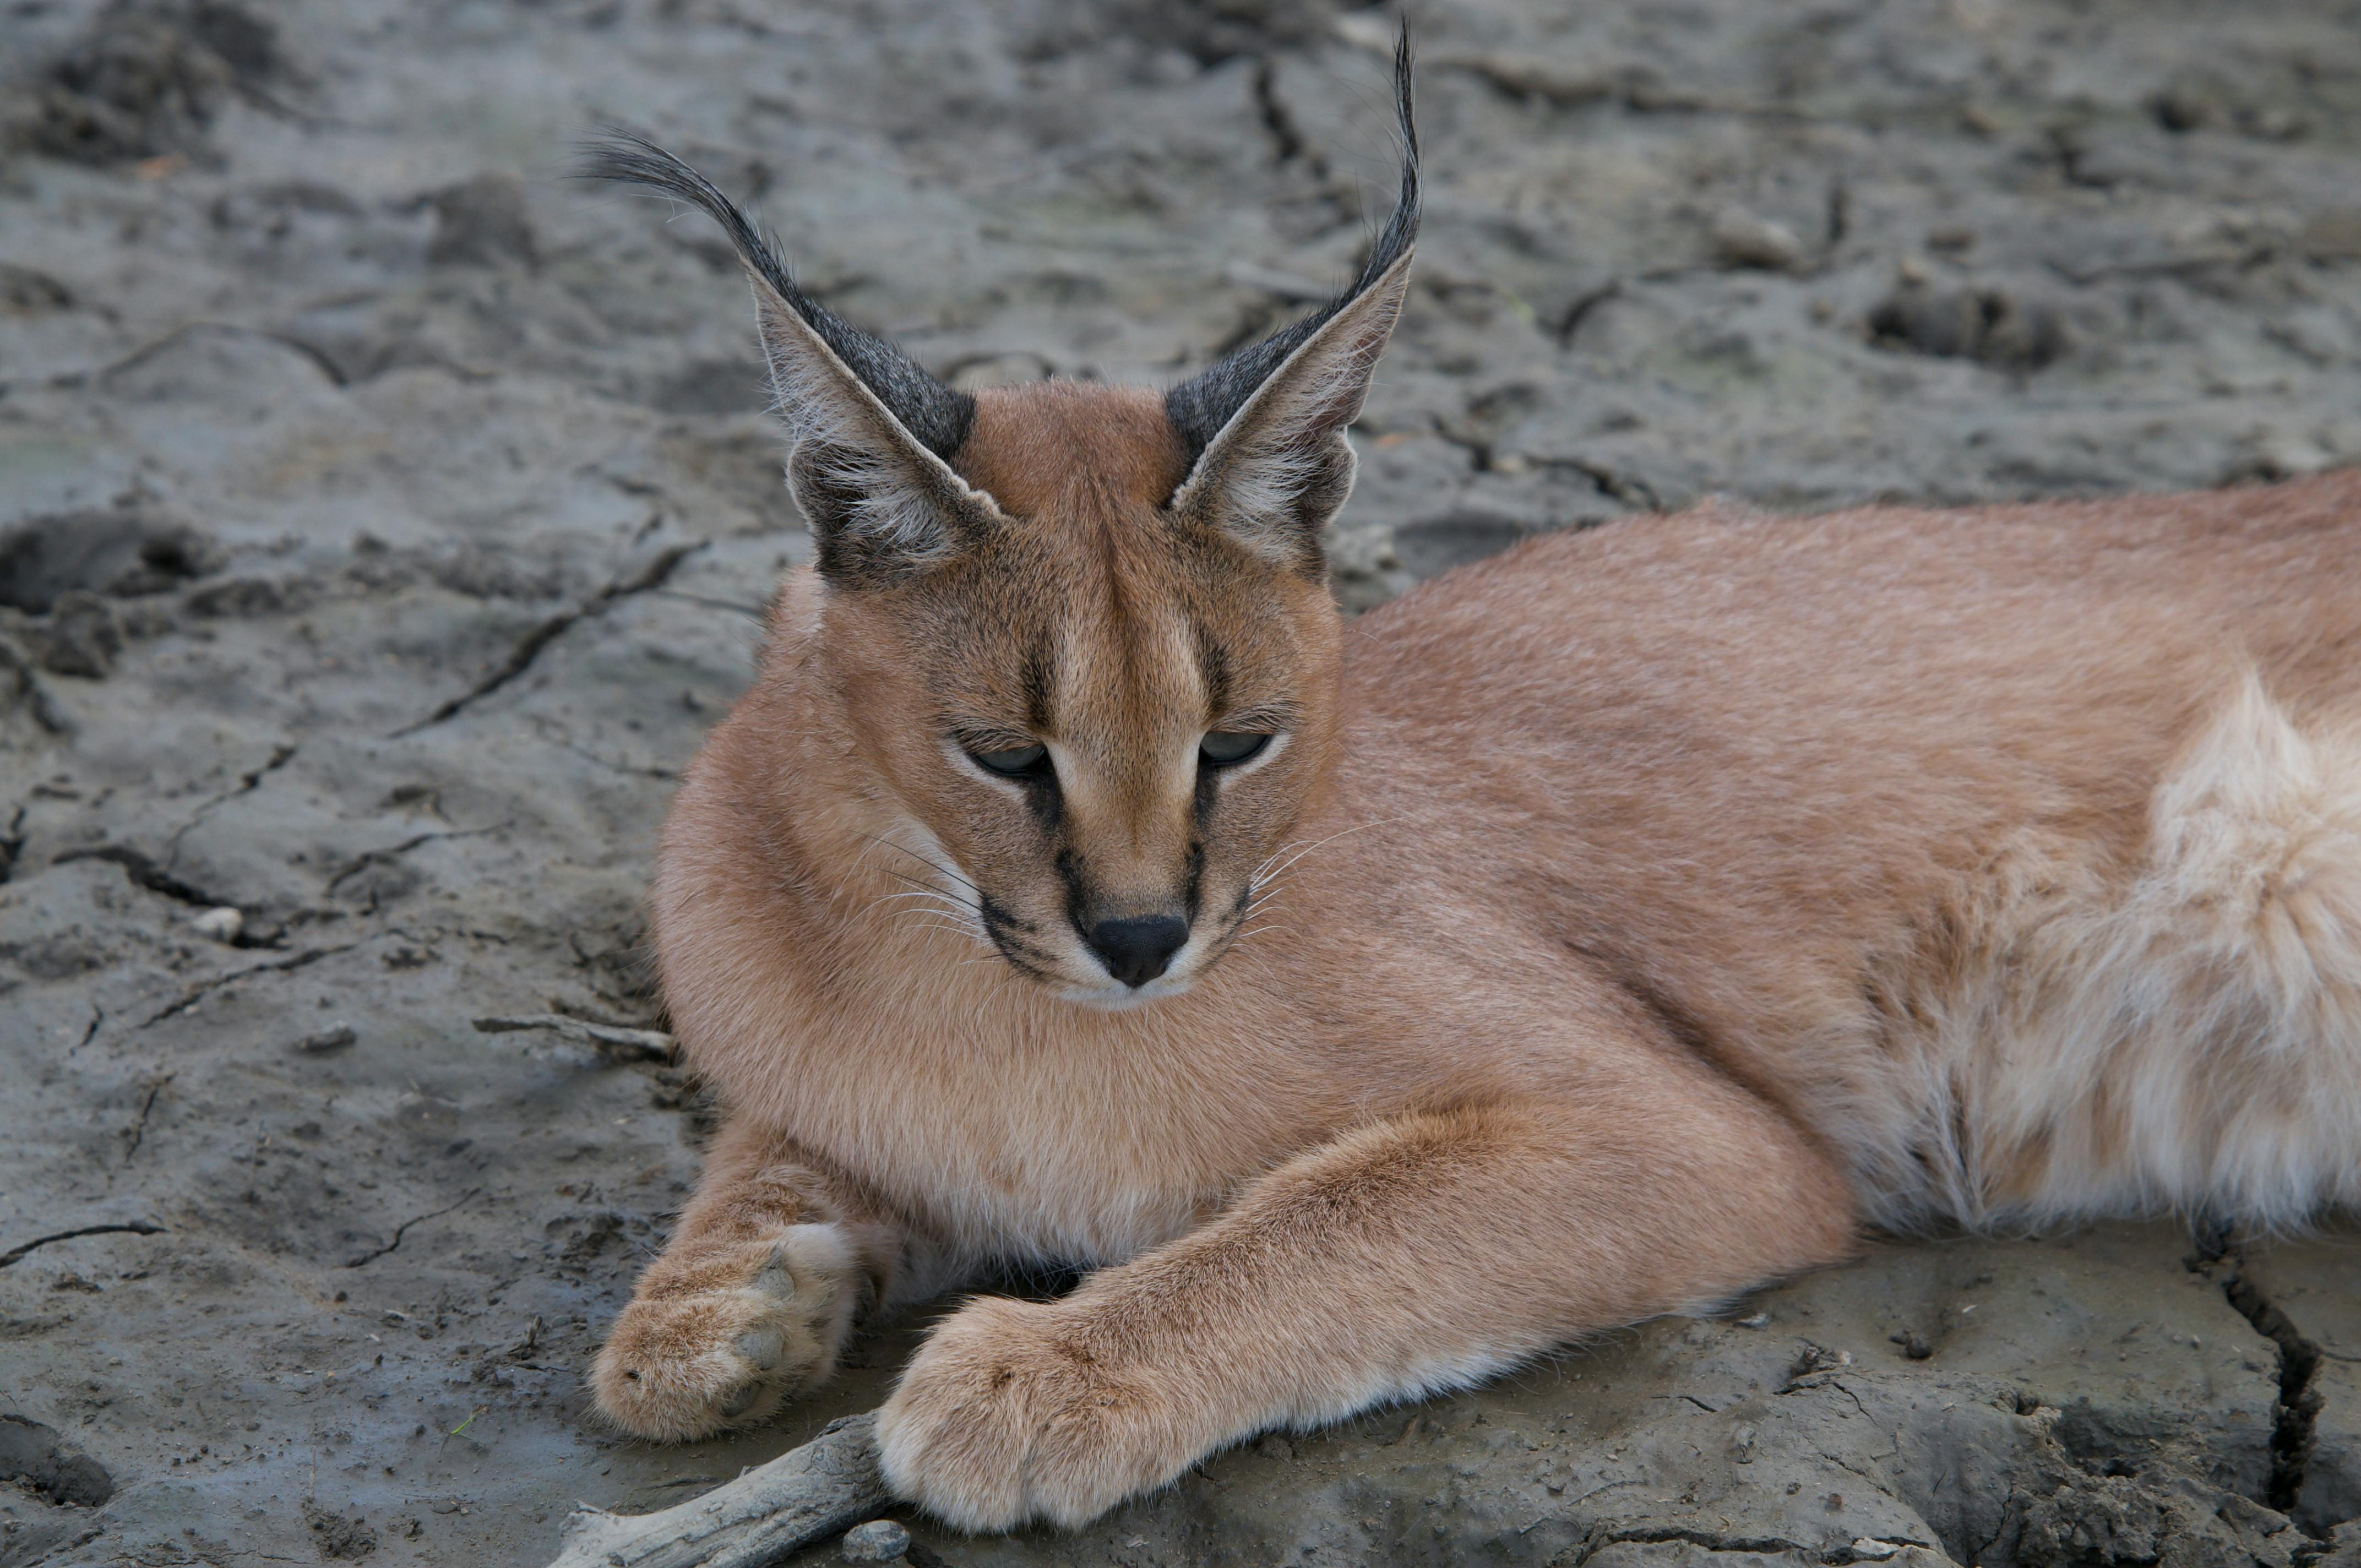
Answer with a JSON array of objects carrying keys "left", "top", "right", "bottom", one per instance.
[
  {"left": 1166, "top": 252, "right": 1412, "bottom": 574},
  {"left": 579, "top": 135, "right": 1004, "bottom": 585},
  {"left": 1163, "top": 24, "right": 1418, "bottom": 574},
  {"left": 758, "top": 291, "right": 1004, "bottom": 585}
]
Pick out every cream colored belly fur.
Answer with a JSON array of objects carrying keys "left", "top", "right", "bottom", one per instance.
[{"left": 1868, "top": 672, "right": 2361, "bottom": 1229}]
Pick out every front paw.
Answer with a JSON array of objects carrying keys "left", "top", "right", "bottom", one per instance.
[
  {"left": 592, "top": 1222, "right": 861, "bottom": 1442},
  {"left": 877, "top": 1297, "right": 1189, "bottom": 1531}
]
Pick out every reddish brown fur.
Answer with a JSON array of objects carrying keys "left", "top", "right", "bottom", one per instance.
[
  {"left": 590, "top": 365, "right": 2361, "bottom": 1528},
  {"left": 956, "top": 383, "right": 1189, "bottom": 514}
]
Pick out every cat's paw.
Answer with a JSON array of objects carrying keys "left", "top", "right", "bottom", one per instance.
[
  {"left": 592, "top": 1222, "right": 861, "bottom": 1441},
  {"left": 878, "top": 1296, "right": 1189, "bottom": 1531}
]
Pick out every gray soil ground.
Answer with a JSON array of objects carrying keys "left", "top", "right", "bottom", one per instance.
[{"left": 3, "top": 0, "right": 2360, "bottom": 1564}]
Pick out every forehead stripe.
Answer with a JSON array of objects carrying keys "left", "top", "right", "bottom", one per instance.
[
  {"left": 1192, "top": 619, "right": 1232, "bottom": 717},
  {"left": 1021, "top": 633, "right": 1056, "bottom": 734}
]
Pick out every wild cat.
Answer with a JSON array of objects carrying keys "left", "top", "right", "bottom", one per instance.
[{"left": 579, "top": 36, "right": 2361, "bottom": 1530}]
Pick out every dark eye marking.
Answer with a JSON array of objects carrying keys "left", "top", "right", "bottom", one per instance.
[{"left": 1199, "top": 731, "right": 1271, "bottom": 767}]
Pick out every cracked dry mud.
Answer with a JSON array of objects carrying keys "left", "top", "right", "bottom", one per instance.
[{"left": 3, "top": 0, "right": 2360, "bottom": 1564}]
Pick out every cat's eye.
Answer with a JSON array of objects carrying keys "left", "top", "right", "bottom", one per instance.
[
  {"left": 1200, "top": 731, "right": 1272, "bottom": 767},
  {"left": 969, "top": 743, "right": 1049, "bottom": 777}
]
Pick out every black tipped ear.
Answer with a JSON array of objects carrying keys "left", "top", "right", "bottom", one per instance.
[
  {"left": 578, "top": 134, "right": 1001, "bottom": 584},
  {"left": 1164, "top": 24, "right": 1418, "bottom": 571},
  {"left": 1167, "top": 254, "right": 1412, "bottom": 573}
]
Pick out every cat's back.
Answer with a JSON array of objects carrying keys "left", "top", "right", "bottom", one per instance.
[
  {"left": 1347, "top": 471, "right": 2361, "bottom": 736},
  {"left": 1325, "top": 473, "right": 2361, "bottom": 1224}
]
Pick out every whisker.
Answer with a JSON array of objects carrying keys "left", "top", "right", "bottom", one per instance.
[
  {"left": 878, "top": 893, "right": 986, "bottom": 925},
  {"left": 1249, "top": 839, "right": 1308, "bottom": 882},
  {"left": 877, "top": 865, "right": 982, "bottom": 911},
  {"left": 1261, "top": 818, "right": 1401, "bottom": 884},
  {"left": 870, "top": 891, "right": 979, "bottom": 919},
  {"left": 888, "top": 903, "right": 983, "bottom": 928},
  {"left": 896, "top": 917, "right": 990, "bottom": 945},
  {"left": 861, "top": 889, "right": 975, "bottom": 921},
  {"left": 884, "top": 898, "right": 984, "bottom": 926},
  {"left": 855, "top": 831, "right": 982, "bottom": 895}
]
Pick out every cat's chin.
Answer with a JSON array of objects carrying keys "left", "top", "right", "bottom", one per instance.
[{"left": 1055, "top": 974, "right": 1197, "bottom": 1011}]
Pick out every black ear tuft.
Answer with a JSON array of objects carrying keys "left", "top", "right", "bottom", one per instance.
[
  {"left": 576, "top": 132, "right": 977, "bottom": 460},
  {"left": 1163, "top": 23, "right": 1419, "bottom": 466}
]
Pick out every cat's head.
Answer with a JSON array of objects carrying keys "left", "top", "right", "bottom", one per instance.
[{"left": 587, "top": 34, "right": 1415, "bottom": 1006}]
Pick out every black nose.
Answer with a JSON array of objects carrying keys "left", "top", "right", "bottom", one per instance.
[{"left": 1084, "top": 916, "right": 1189, "bottom": 988}]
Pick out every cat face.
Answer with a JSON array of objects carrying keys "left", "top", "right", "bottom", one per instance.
[
  {"left": 820, "top": 384, "right": 1346, "bottom": 1003},
  {"left": 587, "top": 46, "right": 1413, "bottom": 1001}
]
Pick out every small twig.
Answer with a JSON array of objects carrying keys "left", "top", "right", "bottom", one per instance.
[
  {"left": 0, "top": 1222, "right": 166, "bottom": 1270},
  {"left": 122, "top": 1075, "right": 175, "bottom": 1167},
  {"left": 543, "top": 1413, "right": 888, "bottom": 1568},
  {"left": 472, "top": 1014, "right": 674, "bottom": 1062}
]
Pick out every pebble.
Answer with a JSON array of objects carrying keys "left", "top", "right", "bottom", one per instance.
[
  {"left": 1711, "top": 208, "right": 1807, "bottom": 271},
  {"left": 841, "top": 1519, "right": 910, "bottom": 1561},
  {"left": 292, "top": 1024, "right": 356, "bottom": 1055},
  {"left": 191, "top": 907, "right": 244, "bottom": 943}
]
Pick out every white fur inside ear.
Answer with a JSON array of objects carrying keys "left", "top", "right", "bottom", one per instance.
[
  {"left": 1172, "top": 253, "right": 1413, "bottom": 559},
  {"left": 786, "top": 434, "right": 967, "bottom": 567},
  {"left": 1214, "top": 433, "right": 1357, "bottom": 567},
  {"left": 756, "top": 288, "right": 1000, "bottom": 564}
]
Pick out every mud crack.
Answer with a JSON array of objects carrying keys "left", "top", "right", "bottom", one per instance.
[
  {"left": 394, "top": 540, "right": 704, "bottom": 735},
  {"left": 26, "top": 320, "right": 350, "bottom": 394},
  {"left": 2222, "top": 1258, "right": 2326, "bottom": 1522},
  {"left": 323, "top": 822, "right": 505, "bottom": 899},
  {"left": 1553, "top": 279, "right": 1622, "bottom": 345},
  {"left": 167, "top": 740, "right": 296, "bottom": 862},
  {"left": 344, "top": 1188, "right": 481, "bottom": 1268},
  {"left": 1251, "top": 58, "right": 1322, "bottom": 173},
  {"left": 51, "top": 842, "right": 270, "bottom": 942},
  {"left": 135, "top": 939, "right": 365, "bottom": 1027}
]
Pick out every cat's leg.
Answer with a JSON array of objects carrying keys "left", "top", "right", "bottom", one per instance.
[
  {"left": 594, "top": 1116, "right": 906, "bottom": 1440},
  {"left": 878, "top": 1039, "right": 1857, "bottom": 1528}
]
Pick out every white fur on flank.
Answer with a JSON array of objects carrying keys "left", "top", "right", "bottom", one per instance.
[{"left": 1872, "top": 672, "right": 2361, "bottom": 1229}]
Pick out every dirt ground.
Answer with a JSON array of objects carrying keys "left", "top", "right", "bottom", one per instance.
[{"left": 4, "top": 0, "right": 2361, "bottom": 1564}]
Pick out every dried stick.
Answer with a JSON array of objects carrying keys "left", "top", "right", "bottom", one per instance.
[
  {"left": 472, "top": 1013, "right": 676, "bottom": 1061},
  {"left": 546, "top": 1413, "right": 889, "bottom": 1568}
]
